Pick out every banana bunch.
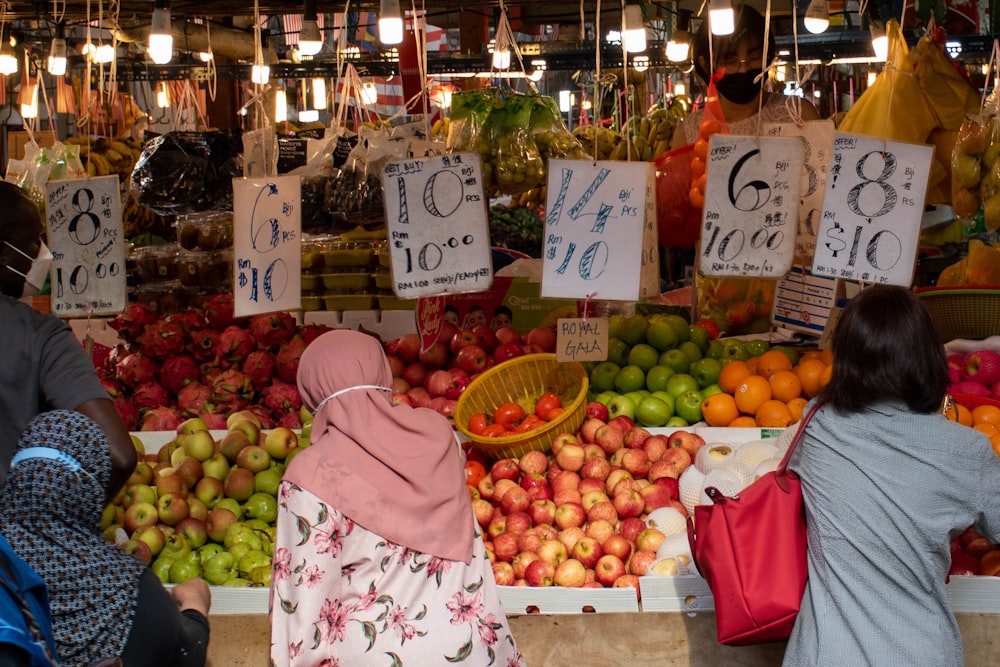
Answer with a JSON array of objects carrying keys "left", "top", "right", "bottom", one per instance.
[
  {"left": 516, "top": 185, "right": 548, "bottom": 211},
  {"left": 617, "top": 96, "right": 692, "bottom": 162},
  {"left": 122, "top": 193, "right": 160, "bottom": 238},
  {"left": 572, "top": 125, "right": 623, "bottom": 161},
  {"left": 65, "top": 136, "right": 143, "bottom": 180},
  {"left": 431, "top": 116, "right": 451, "bottom": 141}
]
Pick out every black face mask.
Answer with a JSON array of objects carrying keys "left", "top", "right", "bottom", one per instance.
[{"left": 715, "top": 70, "right": 761, "bottom": 105}]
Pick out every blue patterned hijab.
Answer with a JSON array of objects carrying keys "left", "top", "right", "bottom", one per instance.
[{"left": 0, "top": 410, "right": 146, "bottom": 666}]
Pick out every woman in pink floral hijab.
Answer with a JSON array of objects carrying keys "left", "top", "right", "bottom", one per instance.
[{"left": 269, "top": 330, "right": 525, "bottom": 666}]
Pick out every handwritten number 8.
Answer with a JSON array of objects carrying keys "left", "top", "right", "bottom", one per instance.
[{"left": 847, "top": 151, "right": 897, "bottom": 218}]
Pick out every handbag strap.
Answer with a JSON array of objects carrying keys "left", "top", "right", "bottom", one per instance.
[{"left": 774, "top": 400, "right": 823, "bottom": 492}]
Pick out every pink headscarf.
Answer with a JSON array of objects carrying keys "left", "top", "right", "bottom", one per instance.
[{"left": 284, "top": 329, "right": 474, "bottom": 564}]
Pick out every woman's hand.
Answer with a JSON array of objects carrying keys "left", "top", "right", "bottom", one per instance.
[{"left": 171, "top": 578, "right": 211, "bottom": 617}]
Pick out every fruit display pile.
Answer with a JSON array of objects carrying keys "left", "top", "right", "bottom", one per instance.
[
  {"left": 950, "top": 115, "right": 1000, "bottom": 230},
  {"left": 582, "top": 312, "right": 829, "bottom": 429},
  {"left": 106, "top": 412, "right": 309, "bottom": 587},
  {"left": 944, "top": 348, "right": 1000, "bottom": 456},
  {"left": 97, "top": 295, "right": 333, "bottom": 432},
  {"left": 383, "top": 321, "right": 558, "bottom": 419}
]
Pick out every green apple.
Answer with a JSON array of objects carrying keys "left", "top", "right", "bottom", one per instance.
[
  {"left": 590, "top": 362, "right": 621, "bottom": 393},
  {"left": 169, "top": 552, "right": 203, "bottom": 584},
  {"left": 263, "top": 427, "right": 298, "bottom": 461},
  {"left": 659, "top": 349, "right": 691, "bottom": 374},
  {"left": 614, "top": 365, "right": 647, "bottom": 394},
  {"left": 686, "top": 325, "right": 710, "bottom": 352},
  {"left": 665, "top": 416, "right": 689, "bottom": 427},
  {"left": 690, "top": 357, "right": 723, "bottom": 389},
  {"left": 645, "top": 365, "right": 675, "bottom": 393},
  {"left": 635, "top": 396, "right": 673, "bottom": 427},
  {"left": 663, "top": 315, "right": 690, "bottom": 343},
  {"left": 674, "top": 391, "right": 704, "bottom": 425},
  {"left": 721, "top": 340, "right": 749, "bottom": 362},
  {"left": 204, "top": 552, "right": 237, "bottom": 586},
  {"left": 706, "top": 340, "right": 725, "bottom": 360},
  {"left": 243, "top": 493, "right": 278, "bottom": 524},
  {"left": 182, "top": 430, "right": 217, "bottom": 463},
  {"left": 700, "top": 383, "right": 724, "bottom": 398},
  {"left": 606, "top": 338, "right": 631, "bottom": 368},
  {"left": 645, "top": 321, "right": 679, "bottom": 352},
  {"left": 624, "top": 391, "right": 649, "bottom": 409},
  {"left": 627, "top": 343, "right": 660, "bottom": 373},
  {"left": 197, "top": 543, "right": 225, "bottom": 565},
  {"left": 177, "top": 416, "right": 209, "bottom": 436},
  {"left": 679, "top": 341, "right": 703, "bottom": 364},
  {"left": 651, "top": 391, "right": 676, "bottom": 416},
  {"left": 608, "top": 314, "right": 626, "bottom": 340},
  {"left": 201, "top": 452, "right": 231, "bottom": 482},
  {"left": 665, "top": 373, "right": 699, "bottom": 398},
  {"left": 618, "top": 314, "right": 649, "bottom": 346},
  {"left": 254, "top": 467, "right": 283, "bottom": 497},
  {"left": 594, "top": 390, "right": 619, "bottom": 407},
  {"left": 151, "top": 555, "right": 175, "bottom": 584},
  {"left": 744, "top": 338, "right": 769, "bottom": 357},
  {"left": 607, "top": 394, "right": 637, "bottom": 421}
]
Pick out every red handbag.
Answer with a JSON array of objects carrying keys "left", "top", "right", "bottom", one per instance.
[{"left": 688, "top": 401, "right": 820, "bottom": 646}]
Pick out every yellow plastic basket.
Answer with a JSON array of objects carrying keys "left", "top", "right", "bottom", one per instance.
[
  {"left": 915, "top": 286, "right": 1000, "bottom": 342},
  {"left": 455, "top": 353, "right": 589, "bottom": 461}
]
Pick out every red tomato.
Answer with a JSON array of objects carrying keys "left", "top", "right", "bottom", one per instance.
[
  {"left": 482, "top": 424, "right": 508, "bottom": 438},
  {"left": 465, "top": 460, "right": 486, "bottom": 487},
  {"left": 546, "top": 406, "right": 565, "bottom": 420},
  {"left": 694, "top": 319, "right": 721, "bottom": 340},
  {"left": 534, "top": 393, "right": 563, "bottom": 420},
  {"left": 515, "top": 415, "right": 545, "bottom": 433},
  {"left": 493, "top": 402, "right": 526, "bottom": 428},
  {"left": 467, "top": 413, "right": 489, "bottom": 436}
]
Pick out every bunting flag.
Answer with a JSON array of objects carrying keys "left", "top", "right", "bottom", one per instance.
[{"left": 57, "top": 75, "right": 77, "bottom": 115}]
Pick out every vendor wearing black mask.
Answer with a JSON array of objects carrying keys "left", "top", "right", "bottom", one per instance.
[{"left": 671, "top": 4, "right": 820, "bottom": 149}]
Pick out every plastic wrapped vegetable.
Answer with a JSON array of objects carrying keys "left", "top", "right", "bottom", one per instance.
[
  {"left": 951, "top": 116, "right": 988, "bottom": 219},
  {"left": 447, "top": 90, "right": 499, "bottom": 190},
  {"left": 531, "top": 95, "right": 588, "bottom": 161},
  {"left": 493, "top": 94, "right": 545, "bottom": 196},
  {"left": 130, "top": 130, "right": 243, "bottom": 215}
]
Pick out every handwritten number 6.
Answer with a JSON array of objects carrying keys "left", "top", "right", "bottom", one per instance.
[{"left": 728, "top": 150, "right": 771, "bottom": 212}]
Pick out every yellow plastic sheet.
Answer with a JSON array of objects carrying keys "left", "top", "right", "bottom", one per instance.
[{"left": 936, "top": 240, "right": 1000, "bottom": 286}]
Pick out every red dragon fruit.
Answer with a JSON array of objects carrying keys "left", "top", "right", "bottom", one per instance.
[
  {"left": 159, "top": 355, "right": 200, "bottom": 395},
  {"left": 136, "top": 319, "right": 187, "bottom": 359},
  {"left": 132, "top": 382, "right": 172, "bottom": 412},
  {"left": 168, "top": 309, "right": 206, "bottom": 335},
  {"left": 299, "top": 323, "right": 333, "bottom": 346},
  {"left": 140, "top": 406, "right": 182, "bottom": 432},
  {"left": 113, "top": 395, "right": 140, "bottom": 431},
  {"left": 243, "top": 350, "right": 277, "bottom": 392},
  {"left": 262, "top": 379, "right": 302, "bottom": 415},
  {"left": 177, "top": 382, "right": 213, "bottom": 417},
  {"left": 277, "top": 410, "right": 303, "bottom": 430},
  {"left": 215, "top": 325, "right": 256, "bottom": 364},
  {"left": 211, "top": 369, "right": 254, "bottom": 413},
  {"left": 115, "top": 353, "right": 158, "bottom": 389},
  {"left": 248, "top": 405, "right": 275, "bottom": 430},
  {"left": 108, "top": 303, "right": 158, "bottom": 342},
  {"left": 249, "top": 312, "right": 299, "bottom": 352},
  {"left": 100, "top": 377, "right": 122, "bottom": 398},
  {"left": 201, "top": 293, "right": 236, "bottom": 331},
  {"left": 199, "top": 360, "right": 227, "bottom": 387},
  {"left": 275, "top": 336, "right": 308, "bottom": 384},
  {"left": 189, "top": 329, "right": 221, "bottom": 363}
]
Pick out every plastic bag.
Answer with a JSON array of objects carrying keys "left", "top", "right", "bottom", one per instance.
[
  {"left": 695, "top": 275, "right": 777, "bottom": 337},
  {"left": 654, "top": 144, "right": 700, "bottom": 248},
  {"left": 937, "top": 239, "right": 1000, "bottom": 286},
  {"left": 493, "top": 94, "right": 545, "bottom": 196},
  {"left": 531, "top": 95, "right": 588, "bottom": 161},
  {"left": 130, "top": 130, "right": 243, "bottom": 215},
  {"left": 951, "top": 115, "right": 988, "bottom": 219}
]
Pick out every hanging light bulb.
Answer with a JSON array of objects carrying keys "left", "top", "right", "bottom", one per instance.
[
  {"left": 666, "top": 10, "right": 692, "bottom": 63},
  {"left": 312, "top": 77, "right": 327, "bottom": 109},
  {"left": 0, "top": 33, "right": 17, "bottom": 75},
  {"left": 632, "top": 55, "right": 650, "bottom": 72},
  {"left": 623, "top": 4, "right": 646, "bottom": 54},
  {"left": 275, "top": 89, "right": 288, "bottom": 123},
  {"left": 709, "top": 0, "right": 735, "bottom": 36},
  {"left": 299, "top": 0, "right": 322, "bottom": 57},
  {"left": 492, "top": 47, "right": 511, "bottom": 70},
  {"left": 361, "top": 81, "right": 378, "bottom": 106},
  {"left": 156, "top": 82, "right": 170, "bottom": 108},
  {"left": 299, "top": 109, "right": 319, "bottom": 123},
  {"left": 804, "top": 0, "right": 830, "bottom": 34},
  {"left": 95, "top": 43, "right": 115, "bottom": 63},
  {"left": 379, "top": 0, "right": 404, "bottom": 46},
  {"left": 198, "top": 50, "right": 213, "bottom": 62},
  {"left": 251, "top": 64, "right": 270, "bottom": 84},
  {"left": 674, "top": 81, "right": 686, "bottom": 96},
  {"left": 21, "top": 82, "right": 38, "bottom": 119},
  {"left": 870, "top": 22, "right": 888, "bottom": 61},
  {"left": 148, "top": 2, "right": 173, "bottom": 64},
  {"left": 47, "top": 23, "right": 67, "bottom": 76},
  {"left": 866, "top": 70, "right": 877, "bottom": 87}
]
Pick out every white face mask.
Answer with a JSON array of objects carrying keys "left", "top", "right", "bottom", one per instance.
[{"left": 4, "top": 240, "right": 53, "bottom": 297}]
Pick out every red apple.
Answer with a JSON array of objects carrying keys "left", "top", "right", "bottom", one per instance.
[
  {"left": 537, "top": 539, "right": 569, "bottom": 567},
  {"left": 455, "top": 345, "right": 488, "bottom": 373},
  {"left": 518, "top": 450, "right": 549, "bottom": 476},
  {"left": 552, "top": 488, "right": 582, "bottom": 507},
  {"left": 579, "top": 418, "right": 605, "bottom": 444},
  {"left": 580, "top": 455, "right": 613, "bottom": 484},
  {"left": 585, "top": 519, "right": 616, "bottom": 546},
  {"left": 578, "top": 477, "right": 606, "bottom": 497},
  {"left": 500, "top": 487, "right": 530, "bottom": 515},
  {"left": 487, "top": 515, "right": 507, "bottom": 540},
  {"left": 477, "top": 475, "right": 495, "bottom": 501},
  {"left": 594, "top": 553, "right": 627, "bottom": 587},
  {"left": 425, "top": 369, "right": 454, "bottom": 398},
  {"left": 613, "top": 489, "right": 645, "bottom": 519},
  {"left": 401, "top": 362, "right": 428, "bottom": 389},
  {"left": 524, "top": 326, "right": 557, "bottom": 353},
  {"left": 526, "top": 483, "right": 554, "bottom": 502},
  {"left": 628, "top": 549, "right": 657, "bottom": 576},
  {"left": 406, "top": 386, "right": 431, "bottom": 408},
  {"left": 524, "top": 559, "right": 555, "bottom": 587},
  {"left": 472, "top": 325, "right": 498, "bottom": 353},
  {"left": 418, "top": 341, "right": 449, "bottom": 369},
  {"left": 620, "top": 448, "right": 651, "bottom": 478},
  {"left": 450, "top": 329, "right": 479, "bottom": 354},
  {"left": 611, "top": 477, "right": 641, "bottom": 497},
  {"left": 602, "top": 535, "right": 634, "bottom": 563},
  {"left": 639, "top": 482, "right": 674, "bottom": 513},
  {"left": 512, "top": 551, "right": 540, "bottom": 580},
  {"left": 660, "top": 447, "right": 693, "bottom": 478},
  {"left": 392, "top": 392, "right": 415, "bottom": 407},
  {"left": 494, "top": 326, "right": 522, "bottom": 346},
  {"left": 554, "top": 442, "right": 586, "bottom": 472},
  {"left": 571, "top": 536, "right": 604, "bottom": 569},
  {"left": 583, "top": 444, "right": 606, "bottom": 460},
  {"left": 585, "top": 401, "right": 610, "bottom": 422},
  {"left": 554, "top": 502, "right": 587, "bottom": 530},
  {"left": 554, "top": 558, "right": 587, "bottom": 587},
  {"left": 528, "top": 499, "right": 557, "bottom": 526},
  {"left": 492, "top": 561, "right": 516, "bottom": 586},
  {"left": 580, "top": 488, "right": 609, "bottom": 510},
  {"left": 504, "top": 510, "right": 532, "bottom": 535},
  {"left": 557, "top": 526, "right": 587, "bottom": 552},
  {"left": 607, "top": 415, "right": 635, "bottom": 433},
  {"left": 392, "top": 333, "right": 422, "bottom": 363},
  {"left": 490, "top": 458, "right": 521, "bottom": 483},
  {"left": 619, "top": 517, "right": 646, "bottom": 544},
  {"left": 519, "top": 472, "right": 548, "bottom": 493},
  {"left": 587, "top": 501, "right": 618, "bottom": 524},
  {"left": 624, "top": 427, "right": 651, "bottom": 449},
  {"left": 493, "top": 343, "right": 525, "bottom": 364},
  {"left": 550, "top": 470, "right": 580, "bottom": 494},
  {"left": 549, "top": 432, "right": 579, "bottom": 457},
  {"left": 436, "top": 321, "right": 460, "bottom": 346},
  {"left": 605, "top": 469, "right": 633, "bottom": 495},
  {"left": 667, "top": 430, "right": 706, "bottom": 459},
  {"left": 613, "top": 574, "right": 641, "bottom": 592},
  {"left": 492, "top": 531, "right": 520, "bottom": 562},
  {"left": 472, "top": 498, "right": 494, "bottom": 528},
  {"left": 493, "top": 479, "right": 518, "bottom": 503},
  {"left": 636, "top": 527, "right": 667, "bottom": 553},
  {"left": 517, "top": 528, "right": 544, "bottom": 555}
]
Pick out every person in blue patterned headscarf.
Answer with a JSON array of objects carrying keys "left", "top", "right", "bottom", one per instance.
[{"left": 0, "top": 411, "right": 210, "bottom": 667}]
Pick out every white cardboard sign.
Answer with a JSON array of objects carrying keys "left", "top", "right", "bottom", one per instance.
[
  {"left": 811, "top": 133, "right": 932, "bottom": 286},
  {"left": 232, "top": 175, "right": 302, "bottom": 317},
  {"left": 45, "top": 175, "right": 126, "bottom": 316},
  {"left": 700, "top": 135, "right": 804, "bottom": 278},
  {"left": 763, "top": 120, "right": 836, "bottom": 262},
  {"left": 381, "top": 153, "right": 493, "bottom": 299},
  {"left": 542, "top": 159, "right": 659, "bottom": 301}
]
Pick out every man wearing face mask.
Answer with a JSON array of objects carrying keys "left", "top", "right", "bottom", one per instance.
[
  {"left": 670, "top": 5, "right": 820, "bottom": 149},
  {"left": 0, "top": 181, "right": 135, "bottom": 501}
]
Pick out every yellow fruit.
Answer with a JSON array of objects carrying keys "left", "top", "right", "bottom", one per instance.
[
  {"left": 952, "top": 152, "right": 982, "bottom": 189},
  {"left": 984, "top": 194, "right": 1000, "bottom": 232}
]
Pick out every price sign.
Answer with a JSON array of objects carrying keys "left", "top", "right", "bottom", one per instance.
[
  {"left": 541, "top": 160, "right": 659, "bottom": 301},
  {"left": 382, "top": 153, "right": 493, "bottom": 299},
  {"left": 700, "top": 135, "right": 804, "bottom": 278},
  {"left": 763, "top": 120, "right": 835, "bottom": 262},
  {"left": 771, "top": 266, "right": 841, "bottom": 335},
  {"left": 811, "top": 133, "right": 932, "bottom": 286},
  {"left": 233, "top": 175, "right": 301, "bottom": 318},
  {"left": 45, "top": 175, "right": 126, "bottom": 316},
  {"left": 556, "top": 317, "right": 609, "bottom": 363}
]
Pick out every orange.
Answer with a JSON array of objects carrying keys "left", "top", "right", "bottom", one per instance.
[
  {"left": 800, "top": 350, "right": 824, "bottom": 362},
  {"left": 702, "top": 393, "right": 740, "bottom": 427},
  {"left": 734, "top": 375, "right": 773, "bottom": 415},
  {"left": 787, "top": 397, "right": 809, "bottom": 423},
  {"left": 990, "top": 433, "right": 1000, "bottom": 459},
  {"left": 719, "top": 360, "right": 752, "bottom": 395},
  {"left": 746, "top": 356, "right": 760, "bottom": 375},
  {"left": 947, "top": 402, "right": 973, "bottom": 427},
  {"left": 817, "top": 349, "right": 834, "bottom": 365},
  {"left": 971, "top": 404, "right": 1000, "bottom": 427},
  {"left": 794, "top": 359, "right": 828, "bottom": 399},
  {"left": 755, "top": 400, "right": 795, "bottom": 427},
  {"left": 819, "top": 364, "right": 834, "bottom": 389},
  {"left": 769, "top": 370, "right": 803, "bottom": 403},
  {"left": 974, "top": 423, "right": 999, "bottom": 438},
  {"left": 728, "top": 415, "right": 758, "bottom": 427},
  {"left": 756, "top": 350, "right": 794, "bottom": 379}
]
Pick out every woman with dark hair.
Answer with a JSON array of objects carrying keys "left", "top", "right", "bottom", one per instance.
[
  {"left": 670, "top": 4, "right": 819, "bottom": 149},
  {"left": 784, "top": 285, "right": 1000, "bottom": 666}
]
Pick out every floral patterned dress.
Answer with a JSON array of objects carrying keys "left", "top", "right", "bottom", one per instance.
[{"left": 269, "top": 481, "right": 526, "bottom": 667}]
